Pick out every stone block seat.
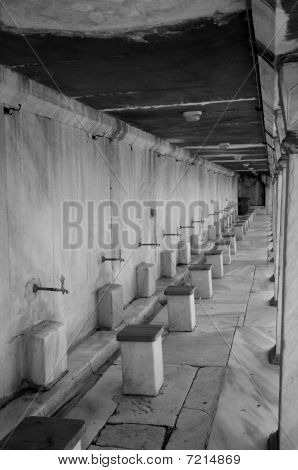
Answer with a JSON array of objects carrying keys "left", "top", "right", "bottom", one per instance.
[
  {"left": 97, "top": 283, "right": 123, "bottom": 330},
  {"left": 208, "top": 224, "right": 216, "bottom": 241},
  {"left": 215, "top": 240, "right": 232, "bottom": 265},
  {"left": 177, "top": 240, "right": 191, "bottom": 265},
  {"left": 234, "top": 223, "right": 245, "bottom": 241},
  {"left": 137, "top": 262, "right": 156, "bottom": 298},
  {"left": 164, "top": 285, "right": 196, "bottom": 331},
  {"left": 22, "top": 320, "right": 67, "bottom": 388},
  {"left": 0, "top": 417, "right": 85, "bottom": 450},
  {"left": 237, "top": 216, "right": 249, "bottom": 232},
  {"left": 204, "top": 249, "right": 224, "bottom": 278},
  {"left": 189, "top": 263, "right": 213, "bottom": 299},
  {"left": 222, "top": 232, "right": 237, "bottom": 255},
  {"left": 160, "top": 250, "right": 176, "bottom": 278},
  {"left": 116, "top": 324, "right": 164, "bottom": 396},
  {"left": 190, "top": 233, "right": 200, "bottom": 253}
]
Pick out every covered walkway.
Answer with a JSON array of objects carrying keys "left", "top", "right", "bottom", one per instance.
[{"left": 56, "top": 215, "right": 279, "bottom": 450}]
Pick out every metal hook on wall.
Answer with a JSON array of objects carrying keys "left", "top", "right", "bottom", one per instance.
[
  {"left": 4, "top": 104, "right": 22, "bottom": 116},
  {"left": 91, "top": 133, "right": 106, "bottom": 140}
]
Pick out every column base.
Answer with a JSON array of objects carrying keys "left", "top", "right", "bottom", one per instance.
[
  {"left": 269, "top": 274, "right": 275, "bottom": 282},
  {"left": 269, "top": 257, "right": 274, "bottom": 263},
  {"left": 269, "top": 296, "right": 278, "bottom": 307},
  {"left": 268, "top": 430, "right": 279, "bottom": 449},
  {"left": 268, "top": 345, "right": 280, "bottom": 365}
]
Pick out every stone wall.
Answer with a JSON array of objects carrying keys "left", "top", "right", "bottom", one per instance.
[{"left": 0, "top": 66, "right": 238, "bottom": 399}]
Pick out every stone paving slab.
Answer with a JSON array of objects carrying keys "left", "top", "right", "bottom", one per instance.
[
  {"left": 162, "top": 323, "right": 235, "bottom": 367},
  {"left": 208, "top": 326, "right": 279, "bottom": 450},
  {"left": 166, "top": 408, "right": 212, "bottom": 450},
  {"left": 109, "top": 364, "right": 197, "bottom": 427},
  {"left": 184, "top": 367, "right": 226, "bottom": 415},
  {"left": 65, "top": 368, "right": 120, "bottom": 449},
  {"left": 95, "top": 424, "right": 166, "bottom": 450},
  {"left": 243, "top": 291, "right": 276, "bottom": 328}
]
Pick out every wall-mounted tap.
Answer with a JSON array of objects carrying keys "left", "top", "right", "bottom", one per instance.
[
  {"left": 192, "top": 219, "right": 205, "bottom": 224},
  {"left": 138, "top": 240, "right": 160, "bottom": 247},
  {"left": 102, "top": 249, "right": 125, "bottom": 263},
  {"left": 33, "top": 275, "right": 69, "bottom": 295},
  {"left": 162, "top": 229, "right": 181, "bottom": 237},
  {"left": 179, "top": 224, "right": 194, "bottom": 229}
]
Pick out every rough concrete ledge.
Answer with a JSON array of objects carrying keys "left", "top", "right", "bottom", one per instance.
[{"left": 0, "top": 253, "right": 201, "bottom": 441}]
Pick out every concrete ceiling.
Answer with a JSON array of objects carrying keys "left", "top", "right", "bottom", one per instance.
[{"left": 0, "top": 0, "right": 269, "bottom": 174}]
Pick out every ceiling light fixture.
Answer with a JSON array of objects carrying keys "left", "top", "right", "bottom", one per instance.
[
  {"left": 218, "top": 143, "right": 231, "bottom": 150},
  {"left": 183, "top": 111, "right": 203, "bottom": 122}
]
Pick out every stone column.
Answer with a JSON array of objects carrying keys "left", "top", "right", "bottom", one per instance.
[
  {"left": 275, "top": 161, "right": 287, "bottom": 361},
  {"left": 271, "top": 177, "right": 277, "bottom": 256},
  {"left": 275, "top": 57, "right": 298, "bottom": 449},
  {"left": 273, "top": 169, "right": 283, "bottom": 304},
  {"left": 278, "top": 148, "right": 298, "bottom": 449},
  {"left": 269, "top": 162, "right": 287, "bottom": 364}
]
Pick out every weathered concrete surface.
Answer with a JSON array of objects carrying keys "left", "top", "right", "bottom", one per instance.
[{"left": 95, "top": 424, "right": 166, "bottom": 450}]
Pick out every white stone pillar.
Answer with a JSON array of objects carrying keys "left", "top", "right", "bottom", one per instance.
[
  {"left": 274, "top": 162, "right": 287, "bottom": 361},
  {"left": 279, "top": 149, "right": 298, "bottom": 449},
  {"left": 273, "top": 170, "right": 283, "bottom": 303}
]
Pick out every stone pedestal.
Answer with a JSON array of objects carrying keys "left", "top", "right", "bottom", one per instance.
[
  {"left": 189, "top": 264, "right": 212, "bottom": 299},
  {"left": 177, "top": 240, "right": 191, "bottom": 265},
  {"left": 215, "top": 240, "right": 232, "bottom": 265},
  {"left": 234, "top": 224, "right": 244, "bottom": 241},
  {"left": 204, "top": 250, "right": 224, "bottom": 278},
  {"left": 23, "top": 320, "right": 67, "bottom": 387},
  {"left": 164, "top": 285, "right": 196, "bottom": 331},
  {"left": 97, "top": 283, "right": 123, "bottom": 330},
  {"left": 208, "top": 224, "right": 216, "bottom": 241},
  {"left": 160, "top": 250, "right": 176, "bottom": 278},
  {"left": 215, "top": 221, "right": 222, "bottom": 237},
  {"left": 190, "top": 234, "right": 201, "bottom": 253},
  {"left": 0, "top": 417, "right": 85, "bottom": 450},
  {"left": 222, "top": 233, "right": 236, "bottom": 255},
  {"left": 240, "top": 218, "right": 248, "bottom": 233},
  {"left": 137, "top": 262, "right": 155, "bottom": 297},
  {"left": 117, "top": 324, "right": 164, "bottom": 396}
]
